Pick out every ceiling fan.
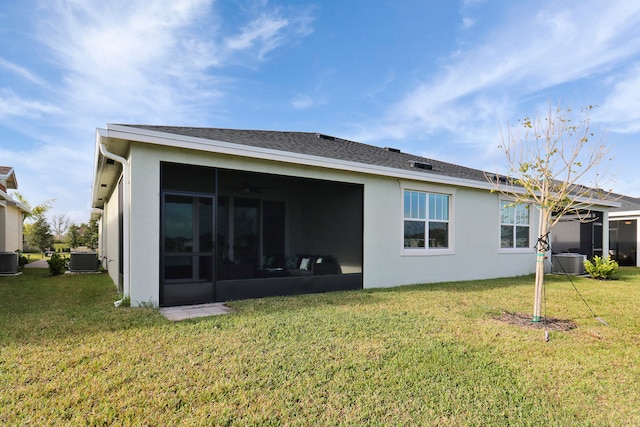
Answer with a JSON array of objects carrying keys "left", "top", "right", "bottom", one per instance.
[{"left": 230, "top": 181, "right": 272, "bottom": 194}]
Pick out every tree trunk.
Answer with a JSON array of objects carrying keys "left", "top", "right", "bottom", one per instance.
[
  {"left": 533, "top": 248, "right": 545, "bottom": 322},
  {"left": 533, "top": 206, "right": 550, "bottom": 322}
]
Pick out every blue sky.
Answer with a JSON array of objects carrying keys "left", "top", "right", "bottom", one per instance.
[{"left": 2, "top": 0, "right": 640, "bottom": 223}]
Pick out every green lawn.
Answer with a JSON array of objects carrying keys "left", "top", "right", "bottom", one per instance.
[{"left": 1, "top": 268, "right": 639, "bottom": 425}]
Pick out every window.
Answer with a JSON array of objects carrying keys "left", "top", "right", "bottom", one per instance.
[
  {"left": 404, "top": 190, "right": 449, "bottom": 249},
  {"left": 500, "top": 201, "right": 530, "bottom": 249}
]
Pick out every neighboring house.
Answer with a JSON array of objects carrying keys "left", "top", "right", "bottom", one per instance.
[
  {"left": 91, "top": 125, "right": 618, "bottom": 307},
  {"left": 608, "top": 195, "right": 640, "bottom": 267},
  {"left": 551, "top": 193, "right": 640, "bottom": 267},
  {"left": 0, "top": 166, "right": 30, "bottom": 252},
  {"left": 551, "top": 210, "right": 607, "bottom": 259}
]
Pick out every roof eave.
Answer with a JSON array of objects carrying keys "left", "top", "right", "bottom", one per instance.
[
  {"left": 0, "top": 189, "right": 31, "bottom": 214},
  {"left": 100, "top": 124, "right": 503, "bottom": 192},
  {"left": 91, "top": 127, "right": 127, "bottom": 209},
  {"left": 610, "top": 209, "right": 640, "bottom": 218},
  {"left": 94, "top": 125, "right": 619, "bottom": 208}
]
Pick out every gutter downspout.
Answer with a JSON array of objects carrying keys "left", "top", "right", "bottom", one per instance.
[{"left": 98, "top": 138, "right": 130, "bottom": 301}]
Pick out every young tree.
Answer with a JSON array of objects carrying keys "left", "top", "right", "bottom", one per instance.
[
  {"left": 51, "top": 214, "right": 70, "bottom": 237},
  {"left": 488, "top": 105, "right": 613, "bottom": 322},
  {"left": 12, "top": 192, "right": 55, "bottom": 223},
  {"left": 86, "top": 218, "right": 99, "bottom": 250},
  {"left": 26, "top": 215, "right": 55, "bottom": 256},
  {"left": 67, "top": 223, "right": 82, "bottom": 250}
]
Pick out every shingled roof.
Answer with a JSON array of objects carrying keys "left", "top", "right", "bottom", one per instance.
[
  {"left": 118, "top": 125, "right": 492, "bottom": 184},
  {"left": 0, "top": 166, "right": 17, "bottom": 190},
  {"left": 610, "top": 194, "right": 640, "bottom": 212}
]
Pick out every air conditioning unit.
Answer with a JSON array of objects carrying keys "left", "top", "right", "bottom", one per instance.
[
  {"left": 69, "top": 252, "right": 98, "bottom": 272},
  {"left": 552, "top": 253, "right": 586, "bottom": 275},
  {"left": 0, "top": 252, "right": 18, "bottom": 274}
]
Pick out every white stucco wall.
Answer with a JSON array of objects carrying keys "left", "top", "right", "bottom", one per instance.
[
  {"left": 0, "top": 205, "right": 6, "bottom": 252},
  {"left": 103, "top": 141, "right": 543, "bottom": 305},
  {"left": 0, "top": 203, "right": 24, "bottom": 252},
  {"left": 362, "top": 179, "right": 538, "bottom": 288},
  {"left": 128, "top": 145, "right": 162, "bottom": 306},
  {"left": 103, "top": 181, "right": 122, "bottom": 289}
]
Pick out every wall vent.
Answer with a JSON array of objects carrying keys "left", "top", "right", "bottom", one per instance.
[
  {"left": 410, "top": 161, "right": 433, "bottom": 170},
  {"left": 106, "top": 158, "right": 115, "bottom": 165},
  {"left": 316, "top": 133, "right": 336, "bottom": 141}
]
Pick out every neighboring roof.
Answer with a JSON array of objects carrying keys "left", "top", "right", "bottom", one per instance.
[
  {"left": 0, "top": 166, "right": 17, "bottom": 189},
  {"left": 610, "top": 194, "right": 640, "bottom": 213},
  {"left": 116, "top": 125, "right": 492, "bottom": 183},
  {"left": 0, "top": 166, "right": 29, "bottom": 213}
]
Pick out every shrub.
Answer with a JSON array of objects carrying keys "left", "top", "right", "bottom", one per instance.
[
  {"left": 47, "top": 253, "right": 68, "bottom": 275},
  {"left": 15, "top": 250, "right": 28, "bottom": 267},
  {"left": 584, "top": 256, "right": 618, "bottom": 280}
]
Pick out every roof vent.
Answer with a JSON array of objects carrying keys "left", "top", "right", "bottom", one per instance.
[
  {"left": 492, "top": 175, "right": 508, "bottom": 184},
  {"left": 316, "top": 133, "right": 336, "bottom": 141},
  {"left": 410, "top": 161, "right": 433, "bottom": 171},
  {"left": 384, "top": 147, "right": 401, "bottom": 153}
]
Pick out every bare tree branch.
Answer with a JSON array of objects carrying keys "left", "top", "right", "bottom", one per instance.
[{"left": 485, "top": 103, "right": 616, "bottom": 322}]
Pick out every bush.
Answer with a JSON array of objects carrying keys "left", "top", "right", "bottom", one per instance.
[
  {"left": 584, "top": 256, "right": 618, "bottom": 280},
  {"left": 15, "top": 250, "right": 28, "bottom": 267},
  {"left": 47, "top": 253, "right": 68, "bottom": 276}
]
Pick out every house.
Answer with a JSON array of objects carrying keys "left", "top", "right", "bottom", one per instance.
[
  {"left": 551, "top": 209, "right": 607, "bottom": 260},
  {"left": 91, "top": 125, "right": 618, "bottom": 307},
  {"left": 0, "top": 166, "right": 29, "bottom": 253},
  {"left": 550, "top": 193, "right": 640, "bottom": 268},
  {"left": 608, "top": 195, "right": 640, "bottom": 267}
]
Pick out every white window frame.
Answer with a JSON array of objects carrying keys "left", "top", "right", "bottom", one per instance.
[
  {"left": 401, "top": 184, "right": 455, "bottom": 256},
  {"left": 498, "top": 199, "right": 534, "bottom": 253}
]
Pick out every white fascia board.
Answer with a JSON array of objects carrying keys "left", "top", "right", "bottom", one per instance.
[
  {"left": 92, "top": 128, "right": 108, "bottom": 207},
  {"left": 492, "top": 188, "right": 621, "bottom": 209},
  {"left": 102, "top": 125, "right": 498, "bottom": 191},
  {"left": 93, "top": 127, "right": 127, "bottom": 208},
  {"left": 610, "top": 210, "right": 640, "bottom": 218},
  {"left": 0, "top": 189, "right": 31, "bottom": 213}
]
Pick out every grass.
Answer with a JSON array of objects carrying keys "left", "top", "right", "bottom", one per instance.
[
  {"left": 1, "top": 268, "right": 639, "bottom": 425},
  {"left": 20, "top": 252, "right": 46, "bottom": 262}
]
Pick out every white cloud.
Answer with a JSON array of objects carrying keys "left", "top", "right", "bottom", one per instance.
[
  {"left": 363, "top": 1, "right": 640, "bottom": 147},
  {"left": 223, "top": 6, "right": 314, "bottom": 63},
  {"left": 0, "top": 141, "right": 93, "bottom": 224},
  {"left": 291, "top": 94, "right": 314, "bottom": 109},
  {"left": 596, "top": 63, "right": 640, "bottom": 133},
  {"left": 36, "top": 0, "right": 315, "bottom": 127},
  {"left": 38, "top": 0, "right": 219, "bottom": 125},
  {"left": 461, "top": 17, "right": 475, "bottom": 29},
  {"left": 0, "top": 57, "right": 47, "bottom": 86},
  {"left": 225, "top": 14, "right": 289, "bottom": 59},
  {"left": 1, "top": 0, "right": 316, "bottom": 222},
  {"left": 0, "top": 89, "right": 60, "bottom": 118}
]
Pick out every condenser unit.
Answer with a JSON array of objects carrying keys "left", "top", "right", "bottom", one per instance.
[
  {"left": 0, "top": 252, "right": 18, "bottom": 274},
  {"left": 552, "top": 253, "right": 586, "bottom": 275},
  {"left": 69, "top": 252, "right": 98, "bottom": 272}
]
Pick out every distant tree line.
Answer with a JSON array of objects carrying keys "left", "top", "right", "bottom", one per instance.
[{"left": 15, "top": 193, "right": 98, "bottom": 255}]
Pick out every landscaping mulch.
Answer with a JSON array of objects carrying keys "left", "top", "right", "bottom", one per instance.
[{"left": 496, "top": 311, "right": 577, "bottom": 331}]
